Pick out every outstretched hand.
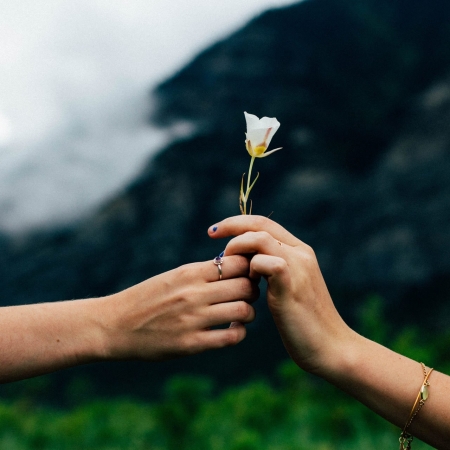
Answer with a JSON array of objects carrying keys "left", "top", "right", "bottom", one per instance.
[
  {"left": 208, "top": 216, "right": 353, "bottom": 375},
  {"left": 103, "top": 255, "right": 259, "bottom": 361},
  {"left": 0, "top": 254, "right": 259, "bottom": 383}
]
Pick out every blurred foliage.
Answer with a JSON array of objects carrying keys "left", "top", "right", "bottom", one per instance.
[{"left": 0, "top": 296, "right": 444, "bottom": 449}]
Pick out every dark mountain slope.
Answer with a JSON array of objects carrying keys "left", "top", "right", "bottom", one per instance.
[{"left": 153, "top": 0, "right": 450, "bottom": 172}]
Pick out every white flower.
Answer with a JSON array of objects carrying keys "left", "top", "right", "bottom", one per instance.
[
  {"left": 244, "top": 111, "right": 282, "bottom": 158},
  {"left": 239, "top": 112, "right": 283, "bottom": 215}
]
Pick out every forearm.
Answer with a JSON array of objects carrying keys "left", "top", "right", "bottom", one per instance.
[
  {"left": 320, "top": 332, "right": 450, "bottom": 448},
  {"left": 210, "top": 216, "right": 450, "bottom": 447},
  {"left": 0, "top": 256, "right": 258, "bottom": 383},
  {"left": 0, "top": 299, "right": 108, "bottom": 383}
]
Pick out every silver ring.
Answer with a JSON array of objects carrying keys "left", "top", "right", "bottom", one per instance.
[{"left": 213, "top": 256, "right": 224, "bottom": 280}]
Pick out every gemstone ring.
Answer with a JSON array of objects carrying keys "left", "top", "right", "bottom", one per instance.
[{"left": 213, "top": 256, "right": 224, "bottom": 281}]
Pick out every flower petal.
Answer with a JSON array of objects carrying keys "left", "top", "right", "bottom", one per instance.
[
  {"left": 245, "top": 139, "right": 254, "bottom": 156},
  {"left": 260, "top": 119, "right": 280, "bottom": 146},
  {"left": 258, "top": 116, "right": 280, "bottom": 129},
  {"left": 246, "top": 128, "right": 270, "bottom": 147},
  {"left": 244, "top": 112, "right": 261, "bottom": 131},
  {"left": 255, "top": 147, "right": 282, "bottom": 158}
]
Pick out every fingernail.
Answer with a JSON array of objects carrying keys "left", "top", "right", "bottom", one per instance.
[
  {"left": 219, "top": 251, "right": 224, "bottom": 258},
  {"left": 212, "top": 226, "right": 218, "bottom": 232}
]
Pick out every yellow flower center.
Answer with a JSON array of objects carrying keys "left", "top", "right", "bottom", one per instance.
[{"left": 253, "top": 145, "right": 266, "bottom": 156}]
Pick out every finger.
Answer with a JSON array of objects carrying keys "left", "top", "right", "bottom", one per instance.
[
  {"left": 204, "top": 277, "right": 260, "bottom": 304},
  {"left": 250, "top": 254, "right": 290, "bottom": 297},
  {"left": 198, "top": 322, "right": 247, "bottom": 349},
  {"left": 202, "top": 255, "right": 250, "bottom": 283},
  {"left": 224, "top": 231, "right": 285, "bottom": 259},
  {"left": 208, "top": 215, "right": 302, "bottom": 247},
  {"left": 176, "top": 255, "right": 249, "bottom": 283},
  {"left": 203, "top": 301, "right": 256, "bottom": 327}
]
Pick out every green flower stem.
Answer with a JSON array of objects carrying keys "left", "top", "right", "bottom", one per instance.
[
  {"left": 246, "top": 156, "right": 255, "bottom": 197},
  {"left": 242, "top": 156, "right": 258, "bottom": 215}
]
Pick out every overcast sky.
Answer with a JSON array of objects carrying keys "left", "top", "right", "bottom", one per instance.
[{"left": 0, "top": 0, "right": 297, "bottom": 233}]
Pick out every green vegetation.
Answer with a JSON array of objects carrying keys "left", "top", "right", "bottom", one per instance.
[{"left": 0, "top": 296, "right": 445, "bottom": 449}]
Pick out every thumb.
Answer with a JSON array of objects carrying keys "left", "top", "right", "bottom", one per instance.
[{"left": 250, "top": 254, "right": 290, "bottom": 297}]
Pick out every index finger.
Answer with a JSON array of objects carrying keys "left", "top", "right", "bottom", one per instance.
[
  {"left": 208, "top": 215, "right": 303, "bottom": 247},
  {"left": 196, "top": 255, "right": 251, "bottom": 283}
]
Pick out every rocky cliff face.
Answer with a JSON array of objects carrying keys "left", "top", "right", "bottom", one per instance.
[{"left": 2, "top": 0, "right": 450, "bottom": 399}]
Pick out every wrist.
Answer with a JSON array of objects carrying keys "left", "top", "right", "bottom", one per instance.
[
  {"left": 70, "top": 296, "right": 115, "bottom": 364},
  {"left": 94, "top": 293, "right": 127, "bottom": 361},
  {"left": 95, "top": 290, "right": 148, "bottom": 361},
  {"left": 308, "top": 326, "right": 366, "bottom": 383}
]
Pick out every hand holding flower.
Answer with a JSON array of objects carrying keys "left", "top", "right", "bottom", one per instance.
[
  {"left": 207, "top": 114, "right": 450, "bottom": 450},
  {"left": 209, "top": 215, "right": 354, "bottom": 376}
]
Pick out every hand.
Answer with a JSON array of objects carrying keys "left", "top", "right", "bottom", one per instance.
[
  {"left": 208, "top": 216, "right": 354, "bottom": 375},
  {"left": 208, "top": 217, "right": 450, "bottom": 450},
  {"left": 101, "top": 255, "right": 259, "bottom": 361}
]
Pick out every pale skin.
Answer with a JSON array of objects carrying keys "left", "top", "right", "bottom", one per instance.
[
  {"left": 209, "top": 215, "right": 450, "bottom": 449},
  {"left": 0, "top": 255, "right": 258, "bottom": 383}
]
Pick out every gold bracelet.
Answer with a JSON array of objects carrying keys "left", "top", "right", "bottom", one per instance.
[{"left": 399, "top": 362, "right": 433, "bottom": 450}]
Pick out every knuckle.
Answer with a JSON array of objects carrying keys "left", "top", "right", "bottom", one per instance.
[
  {"left": 238, "top": 277, "right": 253, "bottom": 294},
  {"left": 303, "top": 244, "right": 316, "bottom": 258},
  {"left": 235, "top": 301, "right": 252, "bottom": 320},
  {"left": 176, "top": 263, "right": 195, "bottom": 280},
  {"left": 178, "top": 334, "right": 199, "bottom": 355},
  {"left": 245, "top": 304, "right": 256, "bottom": 321},
  {"left": 174, "top": 333, "right": 189, "bottom": 351},
  {"left": 231, "top": 255, "right": 250, "bottom": 274},
  {"left": 223, "top": 327, "right": 244, "bottom": 347},
  {"left": 254, "top": 230, "right": 272, "bottom": 244},
  {"left": 252, "top": 215, "right": 272, "bottom": 230},
  {"left": 300, "top": 245, "right": 318, "bottom": 266},
  {"left": 271, "top": 258, "right": 288, "bottom": 275},
  {"left": 175, "top": 287, "right": 195, "bottom": 307}
]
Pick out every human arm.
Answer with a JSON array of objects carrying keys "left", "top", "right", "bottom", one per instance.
[
  {"left": 0, "top": 255, "right": 258, "bottom": 383},
  {"left": 209, "top": 215, "right": 450, "bottom": 449}
]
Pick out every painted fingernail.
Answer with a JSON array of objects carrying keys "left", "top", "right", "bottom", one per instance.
[
  {"left": 219, "top": 251, "right": 224, "bottom": 258},
  {"left": 212, "top": 226, "right": 218, "bottom": 232}
]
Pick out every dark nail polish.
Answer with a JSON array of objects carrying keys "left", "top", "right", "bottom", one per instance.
[
  {"left": 219, "top": 251, "right": 224, "bottom": 258},
  {"left": 212, "top": 226, "right": 218, "bottom": 232}
]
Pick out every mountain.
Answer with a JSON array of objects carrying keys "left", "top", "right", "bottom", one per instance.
[{"left": 2, "top": 0, "right": 450, "bottom": 402}]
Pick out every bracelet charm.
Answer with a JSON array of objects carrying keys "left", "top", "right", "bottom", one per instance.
[{"left": 399, "top": 362, "right": 433, "bottom": 450}]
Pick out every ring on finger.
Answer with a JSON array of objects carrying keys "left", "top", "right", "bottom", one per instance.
[{"left": 213, "top": 256, "right": 224, "bottom": 280}]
